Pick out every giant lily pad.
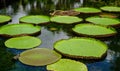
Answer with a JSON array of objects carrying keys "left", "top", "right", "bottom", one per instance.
[
  {"left": 0, "top": 15, "right": 11, "bottom": 25},
  {"left": 74, "top": 7, "right": 101, "bottom": 14},
  {"left": 0, "top": 24, "right": 41, "bottom": 37},
  {"left": 19, "top": 48, "right": 61, "bottom": 66},
  {"left": 5, "top": 36, "right": 41, "bottom": 49},
  {"left": 47, "top": 59, "right": 88, "bottom": 71},
  {"left": 86, "top": 17, "right": 120, "bottom": 26},
  {"left": 100, "top": 6, "right": 120, "bottom": 13},
  {"left": 19, "top": 15, "right": 50, "bottom": 25},
  {"left": 54, "top": 38, "right": 108, "bottom": 59},
  {"left": 50, "top": 16, "right": 83, "bottom": 24},
  {"left": 72, "top": 24, "right": 117, "bottom": 37}
]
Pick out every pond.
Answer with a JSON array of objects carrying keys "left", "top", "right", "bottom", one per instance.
[{"left": 0, "top": 0, "right": 120, "bottom": 71}]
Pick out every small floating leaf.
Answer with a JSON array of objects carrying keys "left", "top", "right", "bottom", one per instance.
[
  {"left": 0, "top": 15, "right": 11, "bottom": 24},
  {"left": 54, "top": 38, "right": 108, "bottom": 59},
  {"left": 51, "top": 16, "right": 83, "bottom": 24},
  {"left": 72, "top": 24, "right": 117, "bottom": 37},
  {"left": 86, "top": 17, "right": 120, "bottom": 26},
  {"left": 19, "top": 15, "right": 50, "bottom": 25},
  {"left": 0, "top": 24, "right": 41, "bottom": 37},
  {"left": 5, "top": 36, "right": 41, "bottom": 49},
  {"left": 74, "top": 7, "right": 101, "bottom": 14},
  {"left": 47, "top": 59, "right": 88, "bottom": 71},
  {"left": 100, "top": 6, "right": 120, "bottom": 12},
  {"left": 99, "top": 13, "right": 118, "bottom": 18},
  {"left": 49, "top": 27, "right": 58, "bottom": 31},
  {"left": 19, "top": 48, "right": 61, "bottom": 66}
]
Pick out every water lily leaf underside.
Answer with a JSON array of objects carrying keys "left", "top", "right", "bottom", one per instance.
[{"left": 19, "top": 48, "right": 61, "bottom": 66}]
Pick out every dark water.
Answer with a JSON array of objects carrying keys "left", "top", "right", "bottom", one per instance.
[{"left": 0, "top": 0, "right": 120, "bottom": 71}]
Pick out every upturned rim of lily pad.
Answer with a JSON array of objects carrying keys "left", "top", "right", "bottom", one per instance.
[
  {"left": 0, "top": 15, "right": 11, "bottom": 24},
  {"left": 54, "top": 37, "right": 108, "bottom": 59},
  {"left": 86, "top": 17, "right": 120, "bottom": 27},
  {"left": 19, "top": 15, "right": 50, "bottom": 25},
  {"left": 74, "top": 7, "right": 101, "bottom": 14},
  {"left": 47, "top": 59, "right": 88, "bottom": 71},
  {"left": 5, "top": 36, "right": 41, "bottom": 49},
  {"left": 50, "top": 16, "right": 83, "bottom": 24},
  {"left": 100, "top": 6, "right": 120, "bottom": 13},
  {"left": 72, "top": 24, "right": 117, "bottom": 38},
  {"left": 19, "top": 48, "right": 62, "bottom": 66},
  {"left": 0, "top": 24, "right": 41, "bottom": 37}
]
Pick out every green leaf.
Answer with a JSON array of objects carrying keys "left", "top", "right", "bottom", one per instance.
[
  {"left": 20, "top": 15, "right": 50, "bottom": 24},
  {"left": 47, "top": 59, "right": 88, "bottom": 71},
  {"left": 0, "top": 24, "right": 41, "bottom": 37},
  {"left": 72, "top": 24, "right": 117, "bottom": 37},
  {"left": 19, "top": 48, "right": 61, "bottom": 66},
  {"left": 54, "top": 38, "right": 108, "bottom": 59},
  {"left": 5, "top": 36, "right": 41, "bottom": 49},
  {"left": 100, "top": 6, "right": 120, "bottom": 12},
  {"left": 74, "top": 7, "right": 101, "bottom": 14},
  {"left": 51, "top": 16, "right": 83, "bottom": 24},
  {"left": 0, "top": 15, "right": 11, "bottom": 24},
  {"left": 86, "top": 17, "right": 120, "bottom": 26}
]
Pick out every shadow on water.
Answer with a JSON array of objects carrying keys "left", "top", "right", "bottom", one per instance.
[{"left": 0, "top": 0, "right": 120, "bottom": 71}]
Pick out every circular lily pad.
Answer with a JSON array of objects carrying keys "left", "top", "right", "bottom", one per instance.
[
  {"left": 50, "top": 16, "right": 83, "bottom": 24},
  {"left": 54, "top": 38, "right": 108, "bottom": 59},
  {"left": 74, "top": 7, "right": 101, "bottom": 14},
  {"left": 5, "top": 36, "right": 41, "bottom": 49},
  {"left": 86, "top": 17, "right": 120, "bottom": 26},
  {"left": 19, "top": 48, "right": 61, "bottom": 66},
  {"left": 19, "top": 15, "right": 50, "bottom": 25},
  {"left": 0, "top": 24, "right": 41, "bottom": 37},
  {"left": 47, "top": 59, "right": 88, "bottom": 71},
  {"left": 0, "top": 15, "right": 11, "bottom": 24},
  {"left": 100, "top": 6, "right": 120, "bottom": 13},
  {"left": 72, "top": 24, "right": 117, "bottom": 37}
]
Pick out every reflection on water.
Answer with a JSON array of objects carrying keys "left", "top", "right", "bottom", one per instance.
[
  {"left": 0, "top": 0, "right": 120, "bottom": 71},
  {"left": 10, "top": 61, "right": 46, "bottom": 71},
  {"left": 0, "top": 39, "right": 15, "bottom": 71}
]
